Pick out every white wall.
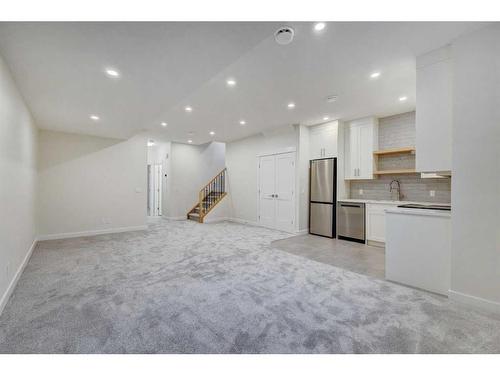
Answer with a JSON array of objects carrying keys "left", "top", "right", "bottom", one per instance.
[
  {"left": 37, "top": 130, "right": 148, "bottom": 238},
  {"left": 0, "top": 54, "right": 38, "bottom": 312},
  {"left": 166, "top": 141, "right": 226, "bottom": 219},
  {"left": 226, "top": 125, "right": 298, "bottom": 226},
  {"left": 449, "top": 24, "right": 500, "bottom": 311}
]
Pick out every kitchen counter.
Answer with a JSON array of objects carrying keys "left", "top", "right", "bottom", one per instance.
[
  {"left": 385, "top": 203, "right": 451, "bottom": 295},
  {"left": 338, "top": 198, "right": 451, "bottom": 206},
  {"left": 385, "top": 207, "right": 451, "bottom": 218}
]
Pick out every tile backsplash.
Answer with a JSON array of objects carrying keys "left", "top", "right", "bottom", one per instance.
[{"left": 349, "top": 111, "right": 451, "bottom": 203}]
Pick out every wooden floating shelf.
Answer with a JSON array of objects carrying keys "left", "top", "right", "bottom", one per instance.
[
  {"left": 373, "top": 147, "right": 415, "bottom": 156},
  {"left": 373, "top": 169, "right": 417, "bottom": 175}
]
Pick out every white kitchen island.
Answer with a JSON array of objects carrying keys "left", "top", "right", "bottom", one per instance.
[{"left": 385, "top": 207, "right": 451, "bottom": 295}]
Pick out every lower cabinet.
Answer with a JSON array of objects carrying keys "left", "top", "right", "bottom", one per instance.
[{"left": 366, "top": 203, "right": 397, "bottom": 244}]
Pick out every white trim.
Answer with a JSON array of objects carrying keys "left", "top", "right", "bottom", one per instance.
[
  {"left": 203, "top": 216, "right": 230, "bottom": 224},
  {"left": 164, "top": 216, "right": 187, "bottom": 221},
  {"left": 448, "top": 290, "right": 500, "bottom": 315},
  {"left": 226, "top": 217, "right": 261, "bottom": 227},
  {"left": 0, "top": 238, "right": 37, "bottom": 316},
  {"left": 226, "top": 217, "right": 297, "bottom": 235},
  {"left": 256, "top": 146, "right": 296, "bottom": 158},
  {"left": 37, "top": 225, "right": 148, "bottom": 241},
  {"left": 296, "top": 229, "right": 309, "bottom": 235}
]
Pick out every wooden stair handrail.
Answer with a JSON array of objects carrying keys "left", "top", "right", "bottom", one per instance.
[
  {"left": 187, "top": 168, "right": 227, "bottom": 223},
  {"left": 199, "top": 167, "right": 227, "bottom": 196}
]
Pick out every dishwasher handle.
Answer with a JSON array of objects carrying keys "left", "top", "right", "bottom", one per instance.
[{"left": 339, "top": 203, "right": 363, "bottom": 208}]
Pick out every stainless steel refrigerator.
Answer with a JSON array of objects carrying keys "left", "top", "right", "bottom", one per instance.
[{"left": 309, "top": 158, "right": 337, "bottom": 238}]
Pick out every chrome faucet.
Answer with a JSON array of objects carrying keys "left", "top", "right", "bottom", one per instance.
[{"left": 389, "top": 179, "right": 402, "bottom": 201}]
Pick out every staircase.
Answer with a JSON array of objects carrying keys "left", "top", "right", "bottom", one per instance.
[{"left": 187, "top": 168, "right": 227, "bottom": 223}]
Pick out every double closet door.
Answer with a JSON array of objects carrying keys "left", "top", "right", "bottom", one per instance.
[{"left": 258, "top": 152, "right": 295, "bottom": 233}]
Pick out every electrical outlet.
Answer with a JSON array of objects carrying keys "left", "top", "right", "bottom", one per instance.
[
  {"left": 359, "top": 189, "right": 364, "bottom": 195},
  {"left": 429, "top": 190, "right": 436, "bottom": 197}
]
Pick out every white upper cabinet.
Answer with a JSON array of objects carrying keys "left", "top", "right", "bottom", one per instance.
[
  {"left": 416, "top": 46, "right": 452, "bottom": 173},
  {"left": 344, "top": 117, "right": 378, "bottom": 180},
  {"left": 309, "top": 121, "right": 338, "bottom": 159}
]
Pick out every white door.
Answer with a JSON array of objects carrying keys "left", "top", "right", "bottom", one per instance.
[
  {"left": 258, "top": 155, "right": 276, "bottom": 228},
  {"left": 147, "top": 164, "right": 162, "bottom": 216},
  {"left": 258, "top": 152, "right": 295, "bottom": 232},
  {"left": 274, "top": 153, "right": 295, "bottom": 232}
]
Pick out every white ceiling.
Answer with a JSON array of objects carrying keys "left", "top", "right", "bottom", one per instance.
[{"left": 0, "top": 22, "right": 488, "bottom": 144}]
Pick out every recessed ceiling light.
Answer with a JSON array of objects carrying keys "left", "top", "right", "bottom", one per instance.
[
  {"left": 370, "top": 72, "right": 381, "bottom": 79},
  {"left": 287, "top": 102, "right": 296, "bottom": 109},
  {"left": 323, "top": 116, "right": 329, "bottom": 121},
  {"left": 399, "top": 96, "right": 408, "bottom": 102},
  {"left": 226, "top": 78, "right": 236, "bottom": 87},
  {"left": 314, "top": 22, "right": 326, "bottom": 32},
  {"left": 239, "top": 120, "right": 246, "bottom": 125},
  {"left": 184, "top": 106, "right": 193, "bottom": 112},
  {"left": 147, "top": 140, "right": 155, "bottom": 147},
  {"left": 161, "top": 122, "right": 167, "bottom": 127},
  {"left": 187, "top": 139, "right": 193, "bottom": 144},
  {"left": 89, "top": 115, "right": 100, "bottom": 121},
  {"left": 105, "top": 68, "right": 120, "bottom": 78},
  {"left": 209, "top": 131, "right": 215, "bottom": 136}
]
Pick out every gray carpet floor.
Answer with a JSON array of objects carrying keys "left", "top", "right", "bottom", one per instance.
[{"left": 1, "top": 218, "right": 500, "bottom": 353}]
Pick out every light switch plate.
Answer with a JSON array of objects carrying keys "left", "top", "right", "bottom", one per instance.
[
  {"left": 359, "top": 189, "right": 364, "bottom": 195},
  {"left": 429, "top": 190, "right": 436, "bottom": 197}
]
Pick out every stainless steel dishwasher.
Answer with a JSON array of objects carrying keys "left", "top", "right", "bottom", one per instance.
[{"left": 337, "top": 202, "right": 365, "bottom": 243}]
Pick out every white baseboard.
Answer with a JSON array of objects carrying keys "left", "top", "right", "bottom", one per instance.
[
  {"left": 0, "top": 238, "right": 37, "bottom": 316},
  {"left": 203, "top": 216, "right": 230, "bottom": 224},
  {"left": 449, "top": 289, "right": 500, "bottom": 315},
  {"left": 296, "top": 229, "right": 309, "bottom": 235},
  {"left": 164, "top": 216, "right": 187, "bottom": 221},
  {"left": 37, "top": 225, "right": 148, "bottom": 241},
  {"left": 226, "top": 217, "right": 260, "bottom": 227}
]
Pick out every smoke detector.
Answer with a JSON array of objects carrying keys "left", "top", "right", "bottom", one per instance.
[{"left": 274, "top": 27, "right": 295, "bottom": 45}]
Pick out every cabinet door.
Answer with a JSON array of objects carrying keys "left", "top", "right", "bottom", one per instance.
[
  {"left": 346, "top": 125, "right": 359, "bottom": 179},
  {"left": 358, "top": 124, "right": 373, "bottom": 179},
  {"left": 367, "top": 210, "right": 386, "bottom": 242},
  {"left": 309, "top": 127, "right": 324, "bottom": 159},
  {"left": 322, "top": 123, "right": 338, "bottom": 158},
  {"left": 366, "top": 204, "right": 395, "bottom": 243},
  {"left": 416, "top": 52, "right": 452, "bottom": 173}
]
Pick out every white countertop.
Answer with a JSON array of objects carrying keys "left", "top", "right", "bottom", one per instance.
[
  {"left": 385, "top": 207, "right": 451, "bottom": 218},
  {"left": 338, "top": 198, "right": 451, "bottom": 206}
]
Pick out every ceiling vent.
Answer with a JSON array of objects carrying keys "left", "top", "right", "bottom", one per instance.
[
  {"left": 326, "top": 94, "right": 339, "bottom": 103},
  {"left": 274, "top": 27, "right": 295, "bottom": 45}
]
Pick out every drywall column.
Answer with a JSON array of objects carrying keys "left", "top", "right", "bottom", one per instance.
[
  {"left": 449, "top": 24, "right": 500, "bottom": 311},
  {"left": 0, "top": 54, "right": 38, "bottom": 313}
]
